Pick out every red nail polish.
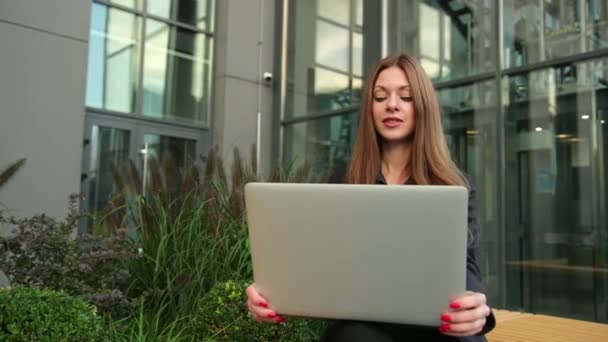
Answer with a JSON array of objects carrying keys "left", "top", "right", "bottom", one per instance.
[
  {"left": 276, "top": 317, "right": 285, "bottom": 323},
  {"left": 267, "top": 312, "right": 276, "bottom": 318},
  {"left": 440, "top": 323, "right": 450, "bottom": 331},
  {"left": 450, "top": 302, "right": 461, "bottom": 309},
  {"left": 259, "top": 301, "right": 268, "bottom": 308},
  {"left": 441, "top": 314, "right": 451, "bottom": 322}
]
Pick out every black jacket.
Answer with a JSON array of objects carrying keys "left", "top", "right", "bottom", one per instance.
[{"left": 326, "top": 169, "right": 496, "bottom": 341}]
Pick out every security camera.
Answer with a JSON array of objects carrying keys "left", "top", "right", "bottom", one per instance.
[{"left": 263, "top": 72, "right": 273, "bottom": 82}]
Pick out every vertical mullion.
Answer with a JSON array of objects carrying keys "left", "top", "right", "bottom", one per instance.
[
  {"left": 134, "top": 0, "right": 148, "bottom": 186},
  {"left": 496, "top": 0, "right": 507, "bottom": 309},
  {"left": 349, "top": 0, "right": 354, "bottom": 99},
  {"left": 102, "top": 4, "right": 109, "bottom": 108},
  {"left": 278, "top": 0, "right": 290, "bottom": 162},
  {"left": 381, "top": 0, "right": 388, "bottom": 57},
  {"left": 439, "top": 11, "right": 444, "bottom": 79},
  {"left": 136, "top": 0, "right": 147, "bottom": 117}
]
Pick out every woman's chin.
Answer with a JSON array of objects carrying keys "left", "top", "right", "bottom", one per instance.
[{"left": 380, "top": 134, "right": 414, "bottom": 145}]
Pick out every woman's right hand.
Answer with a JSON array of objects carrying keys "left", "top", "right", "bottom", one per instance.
[{"left": 246, "top": 283, "right": 285, "bottom": 323}]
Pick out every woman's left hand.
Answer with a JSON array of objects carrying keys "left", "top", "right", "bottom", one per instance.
[{"left": 438, "top": 291, "right": 491, "bottom": 337}]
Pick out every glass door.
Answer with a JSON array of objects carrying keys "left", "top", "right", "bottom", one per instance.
[
  {"left": 504, "top": 58, "right": 608, "bottom": 322},
  {"left": 135, "top": 124, "right": 204, "bottom": 195},
  {"left": 80, "top": 116, "right": 136, "bottom": 234},
  {"left": 80, "top": 113, "right": 208, "bottom": 233}
]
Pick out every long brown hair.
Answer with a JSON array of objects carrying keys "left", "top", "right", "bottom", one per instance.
[{"left": 346, "top": 53, "right": 466, "bottom": 187}]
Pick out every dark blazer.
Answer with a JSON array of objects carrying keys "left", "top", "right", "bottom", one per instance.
[{"left": 324, "top": 169, "right": 496, "bottom": 341}]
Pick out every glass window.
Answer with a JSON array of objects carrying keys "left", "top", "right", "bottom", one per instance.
[
  {"left": 354, "top": 0, "right": 363, "bottom": 28},
  {"left": 286, "top": 0, "right": 364, "bottom": 119},
  {"left": 318, "top": 0, "right": 350, "bottom": 26},
  {"left": 504, "top": 58, "right": 608, "bottom": 321},
  {"left": 439, "top": 80, "right": 500, "bottom": 304},
  {"left": 503, "top": 0, "right": 608, "bottom": 68},
  {"left": 142, "top": 19, "right": 212, "bottom": 125},
  {"left": 352, "top": 32, "right": 363, "bottom": 77},
  {"left": 284, "top": 112, "right": 359, "bottom": 175},
  {"left": 86, "top": 4, "right": 140, "bottom": 113},
  {"left": 316, "top": 20, "right": 350, "bottom": 73},
  {"left": 314, "top": 68, "right": 351, "bottom": 113},
  {"left": 87, "top": 126, "right": 131, "bottom": 214},
  {"left": 352, "top": 77, "right": 363, "bottom": 103},
  {"left": 389, "top": 0, "right": 496, "bottom": 81},
  {"left": 109, "top": 0, "right": 143, "bottom": 10},
  {"left": 147, "top": 0, "right": 215, "bottom": 31},
  {"left": 419, "top": 3, "right": 440, "bottom": 67}
]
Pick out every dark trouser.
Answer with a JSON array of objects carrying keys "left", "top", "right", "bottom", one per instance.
[{"left": 320, "top": 321, "right": 455, "bottom": 342}]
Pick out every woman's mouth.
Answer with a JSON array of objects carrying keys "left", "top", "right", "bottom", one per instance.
[{"left": 382, "top": 117, "right": 403, "bottom": 128}]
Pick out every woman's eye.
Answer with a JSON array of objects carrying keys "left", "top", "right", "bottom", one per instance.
[
  {"left": 373, "top": 96, "right": 387, "bottom": 102},
  {"left": 401, "top": 96, "right": 413, "bottom": 102}
]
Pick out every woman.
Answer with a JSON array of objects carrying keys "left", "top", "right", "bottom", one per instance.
[{"left": 246, "top": 53, "right": 496, "bottom": 341}]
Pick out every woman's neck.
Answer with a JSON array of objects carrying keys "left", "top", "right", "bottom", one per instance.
[{"left": 381, "top": 141, "right": 412, "bottom": 185}]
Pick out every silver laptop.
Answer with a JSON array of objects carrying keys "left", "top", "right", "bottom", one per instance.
[{"left": 244, "top": 182, "right": 468, "bottom": 326}]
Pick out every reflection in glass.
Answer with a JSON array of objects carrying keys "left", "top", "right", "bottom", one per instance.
[
  {"left": 314, "top": 68, "right": 351, "bottom": 112},
  {"left": 147, "top": 0, "right": 215, "bottom": 31},
  {"left": 352, "top": 77, "right": 363, "bottom": 104},
  {"left": 503, "top": 1, "right": 608, "bottom": 68},
  {"left": 439, "top": 81, "right": 499, "bottom": 304},
  {"left": 86, "top": 4, "right": 140, "bottom": 113},
  {"left": 284, "top": 112, "right": 358, "bottom": 175},
  {"left": 352, "top": 32, "right": 363, "bottom": 77},
  {"left": 286, "top": 0, "right": 364, "bottom": 119},
  {"left": 419, "top": 3, "right": 440, "bottom": 77},
  {"left": 354, "top": 0, "right": 363, "bottom": 28},
  {"left": 316, "top": 20, "right": 350, "bottom": 72},
  {"left": 143, "top": 134, "right": 196, "bottom": 168},
  {"left": 317, "top": 0, "right": 350, "bottom": 25},
  {"left": 504, "top": 58, "right": 608, "bottom": 321},
  {"left": 142, "top": 19, "right": 212, "bottom": 125},
  {"left": 141, "top": 134, "right": 196, "bottom": 192},
  {"left": 87, "top": 126, "right": 131, "bottom": 214},
  {"left": 109, "top": 0, "right": 143, "bottom": 10},
  {"left": 388, "top": 0, "right": 495, "bottom": 81}
]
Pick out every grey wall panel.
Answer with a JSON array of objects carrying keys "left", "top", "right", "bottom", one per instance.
[
  {"left": 213, "top": 0, "right": 276, "bottom": 178},
  {"left": 220, "top": 0, "right": 275, "bottom": 83},
  {"left": 0, "top": 19, "right": 89, "bottom": 220},
  {"left": 215, "top": 77, "right": 274, "bottom": 175},
  {"left": 0, "top": 0, "right": 91, "bottom": 41}
]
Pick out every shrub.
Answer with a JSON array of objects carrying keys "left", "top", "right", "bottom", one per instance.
[
  {"left": 0, "top": 287, "right": 104, "bottom": 341},
  {"left": 192, "top": 280, "right": 326, "bottom": 341},
  {"left": 0, "top": 195, "right": 139, "bottom": 318},
  {"left": 108, "top": 145, "right": 328, "bottom": 321}
]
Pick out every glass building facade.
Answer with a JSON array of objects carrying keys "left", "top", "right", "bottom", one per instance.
[
  {"left": 278, "top": 0, "right": 608, "bottom": 323},
  {"left": 82, "top": 0, "right": 213, "bottom": 218}
]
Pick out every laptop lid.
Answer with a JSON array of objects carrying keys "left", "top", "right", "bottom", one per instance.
[{"left": 245, "top": 182, "right": 468, "bottom": 326}]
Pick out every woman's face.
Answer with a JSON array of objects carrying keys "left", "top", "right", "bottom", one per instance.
[{"left": 372, "top": 66, "right": 416, "bottom": 144}]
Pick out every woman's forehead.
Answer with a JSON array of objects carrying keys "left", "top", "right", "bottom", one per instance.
[{"left": 374, "top": 67, "right": 410, "bottom": 88}]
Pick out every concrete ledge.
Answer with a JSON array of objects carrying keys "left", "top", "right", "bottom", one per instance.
[{"left": 488, "top": 310, "right": 608, "bottom": 342}]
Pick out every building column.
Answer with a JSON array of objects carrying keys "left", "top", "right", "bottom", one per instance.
[{"left": 212, "top": 0, "right": 277, "bottom": 177}]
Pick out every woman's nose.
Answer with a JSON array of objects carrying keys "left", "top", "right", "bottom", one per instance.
[{"left": 387, "top": 95, "right": 399, "bottom": 111}]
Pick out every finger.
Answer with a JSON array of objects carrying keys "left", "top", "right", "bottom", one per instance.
[
  {"left": 443, "top": 305, "right": 491, "bottom": 324},
  {"left": 440, "top": 317, "right": 486, "bottom": 337},
  {"left": 246, "top": 284, "right": 269, "bottom": 308},
  {"left": 247, "top": 299, "right": 285, "bottom": 323},
  {"left": 448, "top": 292, "right": 486, "bottom": 311}
]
